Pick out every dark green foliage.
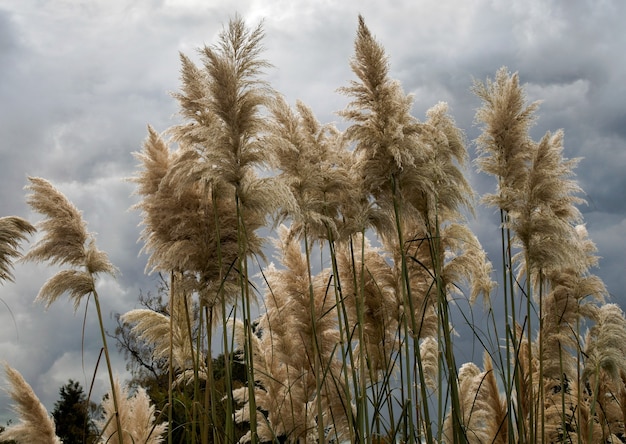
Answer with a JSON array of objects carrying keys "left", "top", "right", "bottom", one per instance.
[
  {"left": 51, "top": 380, "right": 97, "bottom": 444},
  {"left": 0, "top": 424, "right": 17, "bottom": 444}
]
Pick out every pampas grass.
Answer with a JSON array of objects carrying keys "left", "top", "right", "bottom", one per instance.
[
  {"left": 99, "top": 378, "right": 167, "bottom": 444},
  {"left": 22, "top": 176, "right": 125, "bottom": 442},
  {"left": 3, "top": 15, "right": 626, "bottom": 444},
  {"left": 0, "top": 216, "right": 35, "bottom": 284},
  {"left": 0, "top": 364, "right": 62, "bottom": 444}
]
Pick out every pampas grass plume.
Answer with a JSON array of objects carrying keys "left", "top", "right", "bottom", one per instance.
[
  {"left": 98, "top": 378, "right": 167, "bottom": 444},
  {"left": 0, "top": 363, "right": 62, "bottom": 444},
  {"left": 23, "top": 177, "right": 115, "bottom": 310},
  {"left": 121, "top": 292, "right": 196, "bottom": 375},
  {"left": 0, "top": 216, "right": 35, "bottom": 283}
]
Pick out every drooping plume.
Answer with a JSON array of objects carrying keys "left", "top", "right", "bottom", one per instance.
[
  {"left": 22, "top": 177, "right": 116, "bottom": 310},
  {"left": 121, "top": 284, "right": 198, "bottom": 377},
  {"left": 0, "top": 216, "right": 35, "bottom": 284}
]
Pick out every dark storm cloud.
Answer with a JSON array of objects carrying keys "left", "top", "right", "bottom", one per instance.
[{"left": 0, "top": 10, "right": 18, "bottom": 59}]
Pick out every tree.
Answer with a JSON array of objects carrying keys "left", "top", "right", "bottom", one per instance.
[
  {"left": 0, "top": 424, "right": 17, "bottom": 444},
  {"left": 51, "top": 380, "right": 98, "bottom": 444}
]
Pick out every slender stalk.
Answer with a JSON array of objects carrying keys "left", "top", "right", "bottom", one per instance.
[
  {"left": 538, "top": 273, "right": 545, "bottom": 444},
  {"left": 303, "top": 226, "right": 326, "bottom": 443},
  {"left": 168, "top": 272, "right": 174, "bottom": 444},
  {"left": 221, "top": 301, "right": 234, "bottom": 443},
  {"left": 93, "top": 288, "right": 125, "bottom": 444},
  {"left": 212, "top": 190, "right": 234, "bottom": 443},
  {"left": 499, "top": 209, "right": 516, "bottom": 444},
  {"left": 505, "top": 223, "right": 526, "bottom": 442},
  {"left": 348, "top": 232, "right": 371, "bottom": 441},
  {"left": 183, "top": 289, "right": 198, "bottom": 444},
  {"left": 524, "top": 250, "right": 535, "bottom": 444},
  {"left": 325, "top": 229, "right": 357, "bottom": 442},
  {"left": 427, "top": 212, "right": 466, "bottom": 444},
  {"left": 205, "top": 307, "right": 218, "bottom": 444},
  {"left": 576, "top": 317, "right": 582, "bottom": 444},
  {"left": 391, "top": 175, "right": 432, "bottom": 444},
  {"left": 235, "top": 193, "right": 258, "bottom": 444}
]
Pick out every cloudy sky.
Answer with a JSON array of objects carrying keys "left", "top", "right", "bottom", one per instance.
[{"left": 1, "top": 0, "right": 625, "bottom": 422}]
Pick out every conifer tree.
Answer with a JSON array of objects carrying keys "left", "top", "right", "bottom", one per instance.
[{"left": 51, "top": 379, "right": 97, "bottom": 444}]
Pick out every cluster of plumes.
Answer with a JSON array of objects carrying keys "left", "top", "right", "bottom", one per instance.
[
  {"left": 220, "top": 17, "right": 495, "bottom": 442},
  {"left": 131, "top": 16, "right": 281, "bottom": 310},
  {"left": 0, "top": 364, "right": 62, "bottom": 444},
  {"left": 0, "top": 366, "right": 166, "bottom": 444},
  {"left": 98, "top": 378, "right": 167, "bottom": 444},
  {"left": 464, "top": 67, "right": 622, "bottom": 443},
  {"left": 120, "top": 14, "right": 625, "bottom": 444},
  {"left": 230, "top": 226, "right": 351, "bottom": 443},
  {"left": 338, "top": 13, "right": 493, "bottom": 359}
]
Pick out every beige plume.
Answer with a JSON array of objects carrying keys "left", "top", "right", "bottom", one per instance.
[
  {"left": 0, "top": 364, "right": 62, "bottom": 444},
  {"left": 443, "top": 353, "right": 507, "bottom": 444},
  {"left": 474, "top": 67, "right": 539, "bottom": 213},
  {"left": 98, "top": 377, "right": 166, "bottom": 444},
  {"left": 22, "top": 177, "right": 115, "bottom": 310},
  {"left": 0, "top": 216, "right": 35, "bottom": 283}
]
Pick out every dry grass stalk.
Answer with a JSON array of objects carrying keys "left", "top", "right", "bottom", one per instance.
[
  {"left": 0, "top": 216, "right": 35, "bottom": 284},
  {"left": 0, "top": 364, "right": 62, "bottom": 444},
  {"left": 98, "top": 377, "right": 167, "bottom": 444}
]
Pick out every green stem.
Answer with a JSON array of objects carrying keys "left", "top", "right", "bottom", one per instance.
[
  {"left": 325, "top": 229, "right": 357, "bottom": 442},
  {"left": 390, "top": 175, "right": 431, "bottom": 444},
  {"left": 212, "top": 189, "right": 234, "bottom": 443},
  {"left": 427, "top": 210, "right": 466, "bottom": 444},
  {"left": 235, "top": 192, "right": 257, "bottom": 444},
  {"left": 303, "top": 226, "right": 326, "bottom": 442},
  {"left": 183, "top": 288, "right": 198, "bottom": 444},
  {"left": 524, "top": 250, "right": 535, "bottom": 444},
  {"left": 168, "top": 272, "right": 174, "bottom": 444},
  {"left": 93, "top": 287, "right": 125, "bottom": 444},
  {"left": 205, "top": 307, "right": 218, "bottom": 444}
]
